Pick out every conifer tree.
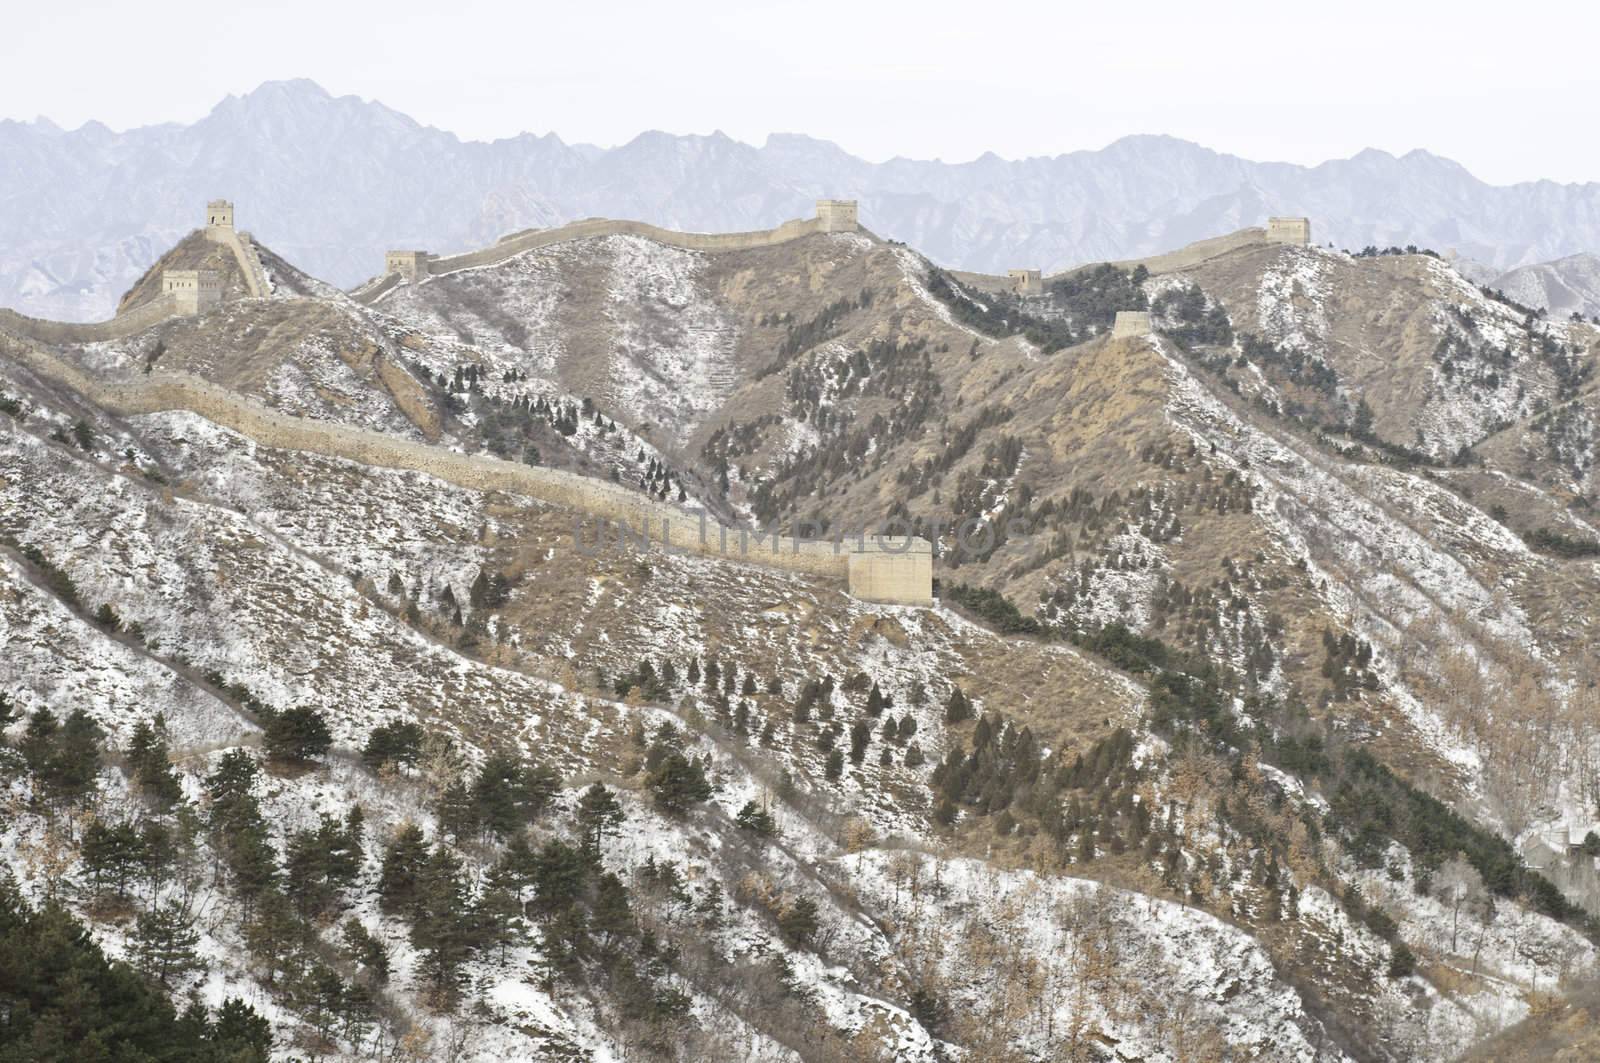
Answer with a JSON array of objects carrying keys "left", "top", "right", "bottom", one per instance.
[
  {"left": 134, "top": 900, "right": 204, "bottom": 987},
  {"left": 944, "top": 687, "right": 973, "bottom": 725},
  {"left": 81, "top": 819, "right": 145, "bottom": 901},
  {"left": 647, "top": 752, "right": 713, "bottom": 815},
  {"left": 19, "top": 706, "right": 57, "bottom": 779},
  {"left": 576, "top": 782, "right": 625, "bottom": 856},
  {"left": 263, "top": 705, "right": 333, "bottom": 764},
  {"left": 735, "top": 801, "right": 778, "bottom": 836},
  {"left": 127, "top": 717, "right": 183, "bottom": 809},
  {"left": 377, "top": 823, "right": 430, "bottom": 915},
  {"left": 849, "top": 720, "right": 872, "bottom": 764},
  {"left": 342, "top": 918, "right": 391, "bottom": 985},
  {"left": 361, "top": 719, "right": 425, "bottom": 771},
  {"left": 410, "top": 847, "right": 475, "bottom": 1000},
  {"left": 435, "top": 778, "right": 479, "bottom": 842}
]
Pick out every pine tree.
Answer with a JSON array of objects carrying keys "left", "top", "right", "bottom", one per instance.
[
  {"left": 824, "top": 749, "right": 844, "bottom": 782},
  {"left": 647, "top": 753, "right": 713, "bottom": 815},
  {"left": 849, "top": 720, "right": 872, "bottom": 764},
  {"left": 213, "top": 997, "right": 273, "bottom": 1060},
  {"left": 591, "top": 871, "right": 633, "bottom": 945},
  {"left": 263, "top": 705, "right": 333, "bottom": 764},
  {"left": 482, "top": 866, "right": 528, "bottom": 964},
  {"left": 342, "top": 919, "right": 391, "bottom": 985},
  {"left": 19, "top": 706, "right": 57, "bottom": 779},
  {"left": 81, "top": 819, "right": 146, "bottom": 901},
  {"left": 944, "top": 687, "right": 973, "bottom": 725},
  {"left": 435, "top": 778, "right": 479, "bottom": 842},
  {"left": 472, "top": 753, "right": 560, "bottom": 838},
  {"left": 410, "top": 847, "right": 475, "bottom": 1000},
  {"left": 576, "top": 783, "right": 625, "bottom": 856},
  {"left": 361, "top": 719, "right": 425, "bottom": 771},
  {"left": 735, "top": 801, "right": 778, "bottom": 837},
  {"left": 377, "top": 823, "right": 430, "bottom": 915},
  {"left": 134, "top": 901, "right": 204, "bottom": 987},
  {"left": 127, "top": 717, "right": 183, "bottom": 809},
  {"left": 530, "top": 839, "right": 588, "bottom": 919},
  {"left": 777, "top": 896, "right": 819, "bottom": 946}
]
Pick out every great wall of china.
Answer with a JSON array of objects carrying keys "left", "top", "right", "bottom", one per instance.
[
  {"left": 0, "top": 334, "right": 933, "bottom": 606},
  {"left": 353, "top": 199, "right": 862, "bottom": 302},
  {"left": 0, "top": 202, "right": 1319, "bottom": 607}
]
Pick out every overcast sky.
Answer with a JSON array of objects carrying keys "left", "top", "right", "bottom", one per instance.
[{"left": 6, "top": 0, "right": 1598, "bottom": 186}]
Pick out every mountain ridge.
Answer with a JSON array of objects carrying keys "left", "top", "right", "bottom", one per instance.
[{"left": 7, "top": 78, "right": 1600, "bottom": 323}]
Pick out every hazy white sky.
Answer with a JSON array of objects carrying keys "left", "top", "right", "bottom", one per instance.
[{"left": 6, "top": 0, "right": 1598, "bottom": 185}]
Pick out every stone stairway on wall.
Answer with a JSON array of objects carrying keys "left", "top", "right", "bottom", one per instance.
[{"left": 229, "top": 232, "right": 272, "bottom": 298}]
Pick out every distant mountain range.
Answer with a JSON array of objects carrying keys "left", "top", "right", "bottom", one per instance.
[{"left": 5, "top": 78, "right": 1600, "bottom": 321}]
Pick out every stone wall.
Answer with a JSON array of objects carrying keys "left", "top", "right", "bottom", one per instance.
[
  {"left": 0, "top": 294, "right": 179, "bottom": 345},
  {"left": 1045, "top": 227, "right": 1270, "bottom": 285},
  {"left": 416, "top": 216, "right": 830, "bottom": 282},
  {"left": 162, "top": 270, "right": 222, "bottom": 315},
  {"left": 350, "top": 273, "right": 401, "bottom": 306},
  {"left": 815, "top": 200, "right": 859, "bottom": 233},
  {"left": 847, "top": 549, "right": 935, "bottom": 606},
  {"left": 0, "top": 340, "right": 932, "bottom": 605},
  {"left": 206, "top": 200, "right": 234, "bottom": 230},
  {"left": 385, "top": 250, "right": 431, "bottom": 283},
  {"left": 1266, "top": 217, "right": 1312, "bottom": 246},
  {"left": 1008, "top": 269, "right": 1042, "bottom": 295},
  {"left": 208, "top": 228, "right": 270, "bottom": 298},
  {"left": 1111, "top": 311, "right": 1152, "bottom": 338}
]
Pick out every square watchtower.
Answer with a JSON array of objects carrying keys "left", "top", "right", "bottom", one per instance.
[
  {"left": 815, "top": 200, "right": 859, "bottom": 233},
  {"left": 1266, "top": 217, "right": 1311, "bottom": 245},
  {"left": 1008, "top": 269, "right": 1043, "bottom": 296},
  {"left": 206, "top": 200, "right": 234, "bottom": 230}
]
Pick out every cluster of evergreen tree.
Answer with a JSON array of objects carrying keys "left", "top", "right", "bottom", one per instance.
[
  {"left": 1150, "top": 284, "right": 1234, "bottom": 349},
  {"left": 435, "top": 750, "right": 561, "bottom": 842},
  {"left": 0, "top": 877, "right": 271, "bottom": 1062},
  {"left": 894, "top": 404, "right": 1014, "bottom": 496},
  {"left": 924, "top": 264, "right": 1149, "bottom": 353},
  {"left": 774, "top": 290, "right": 873, "bottom": 361},
  {"left": 929, "top": 718, "right": 1153, "bottom": 864}
]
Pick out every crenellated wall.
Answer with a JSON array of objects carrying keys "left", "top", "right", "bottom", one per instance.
[
  {"left": 357, "top": 202, "right": 862, "bottom": 301},
  {"left": 0, "top": 294, "right": 180, "bottom": 344},
  {"left": 0, "top": 339, "right": 931, "bottom": 605}
]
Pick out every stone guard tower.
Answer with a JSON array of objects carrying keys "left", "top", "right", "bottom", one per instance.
[
  {"left": 385, "top": 250, "right": 432, "bottom": 283},
  {"left": 163, "top": 269, "right": 222, "bottom": 315},
  {"left": 815, "top": 200, "right": 859, "bottom": 233},
  {"left": 1111, "top": 310, "right": 1153, "bottom": 338},
  {"left": 1008, "top": 269, "right": 1043, "bottom": 296},
  {"left": 1266, "top": 217, "right": 1311, "bottom": 245},
  {"left": 206, "top": 200, "right": 234, "bottom": 231}
]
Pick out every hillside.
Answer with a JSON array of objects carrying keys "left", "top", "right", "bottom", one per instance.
[
  {"left": 13, "top": 79, "right": 1600, "bottom": 322},
  {"left": 3, "top": 215, "right": 1600, "bottom": 1061}
]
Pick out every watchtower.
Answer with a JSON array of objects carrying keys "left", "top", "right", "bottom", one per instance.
[
  {"left": 1111, "top": 310, "right": 1153, "bottom": 339},
  {"left": 206, "top": 200, "right": 234, "bottom": 231},
  {"left": 815, "top": 200, "right": 859, "bottom": 233},
  {"left": 1266, "top": 217, "right": 1311, "bottom": 246},
  {"left": 163, "top": 269, "right": 222, "bottom": 315},
  {"left": 385, "top": 250, "right": 432, "bottom": 283},
  {"left": 1008, "top": 269, "right": 1043, "bottom": 296}
]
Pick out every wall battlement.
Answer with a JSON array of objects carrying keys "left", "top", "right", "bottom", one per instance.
[
  {"left": 0, "top": 339, "right": 932, "bottom": 606},
  {"left": 361, "top": 200, "right": 863, "bottom": 298}
]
